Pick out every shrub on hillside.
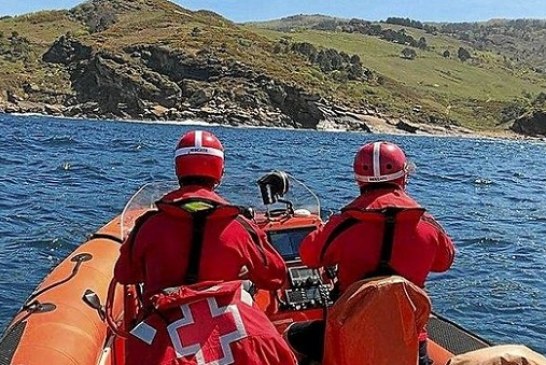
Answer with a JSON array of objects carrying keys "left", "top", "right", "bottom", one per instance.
[
  {"left": 457, "top": 47, "right": 472, "bottom": 62},
  {"left": 191, "top": 27, "right": 202, "bottom": 37},
  {"left": 417, "top": 37, "right": 427, "bottom": 50},
  {"left": 401, "top": 47, "right": 417, "bottom": 60},
  {"left": 500, "top": 102, "right": 527, "bottom": 123},
  {"left": 290, "top": 42, "right": 370, "bottom": 80},
  {"left": 291, "top": 42, "right": 318, "bottom": 62},
  {"left": 0, "top": 35, "right": 31, "bottom": 62},
  {"left": 501, "top": 92, "right": 546, "bottom": 124}
]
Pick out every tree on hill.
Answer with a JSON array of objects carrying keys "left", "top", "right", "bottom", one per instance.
[
  {"left": 443, "top": 50, "right": 451, "bottom": 58},
  {"left": 401, "top": 47, "right": 417, "bottom": 60},
  {"left": 289, "top": 42, "right": 368, "bottom": 80},
  {"left": 423, "top": 24, "right": 438, "bottom": 34},
  {"left": 457, "top": 47, "right": 472, "bottom": 62},
  {"left": 384, "top": 17, "right": 424, "bottom": 30},
  {"left": 350, "top": 54, "right": 361, "bottom": 65},
  {"left": 348, "top": 62, "right": 363, "bottom": 80},
  {"left": 417, "top": 37, "right": 427, "bottom": 50}
]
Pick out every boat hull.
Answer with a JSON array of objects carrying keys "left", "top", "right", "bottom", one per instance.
[
  {"left": 0, "top": 218, "right": 124, "bottom": 365},
  {"left": 0, "top": 214, "right": 489, "bottom": 365}
]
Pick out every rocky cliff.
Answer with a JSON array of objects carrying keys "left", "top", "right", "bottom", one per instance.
[
  {"left": 511, "top": 111, "right": 546, "bottom": 137},
  {"left": 0, "top": 0, "right": 539, "bottom": 137}
]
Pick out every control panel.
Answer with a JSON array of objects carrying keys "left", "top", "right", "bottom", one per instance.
[{"left": 280, "top": 266, "right": 333, "bottom": 311}]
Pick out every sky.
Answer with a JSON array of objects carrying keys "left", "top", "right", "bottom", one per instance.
[{"left": 3, "top": 0, "right": 546, "bottom": 23}]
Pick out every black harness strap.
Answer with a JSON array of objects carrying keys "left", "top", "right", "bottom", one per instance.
[
  {"left": 236, "top": 216, "right": 268, "bottom": 266},
  {"left": 372, "top": 208, "right": 402, "bottom": 277},
  {"left": 184, "top": 210, "right": 213, "bottom": 285},
  {"left": 317, "top": 207, "right": 407, "bottom": 278},
  {"left": 319, "top": 217, "right": 359, "bottom": 261}
]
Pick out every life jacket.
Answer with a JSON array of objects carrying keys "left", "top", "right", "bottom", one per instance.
[
  {"left": 123, "top": 186, "right": 265, "bottom": 297},
  {"left": 323, "top": 276, "right": 431, "bottom": 365},
  {"left": 154, "top": 197, "right": 254, "bottom": 286},
  {"left": 127, "top": 280, "right": 297, "bottom": 365},
  {"left": 321, "top": 207, "right": 426, "bottom": 285}
]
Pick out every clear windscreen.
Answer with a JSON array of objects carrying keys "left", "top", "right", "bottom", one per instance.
[
  {"left": 120, "top": 181, "right": 178, "bottom": 240},
  {"left": 119, "top": 173, "right": 320, "bottom": 240}
]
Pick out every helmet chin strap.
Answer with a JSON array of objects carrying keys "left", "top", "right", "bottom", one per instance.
[
  {"left": 402, "top": 175, "right": 409, "bottom": 189},
  {"left": 213, "top": 169, "right": 225, "bottom": 190},
  {"left": 357, "top": 177, "right": 408, "bottom": 194}
]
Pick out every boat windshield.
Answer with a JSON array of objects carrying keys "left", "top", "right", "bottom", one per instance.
[{"left": 120, "top": 173, "right": 320, "bottom": 240}]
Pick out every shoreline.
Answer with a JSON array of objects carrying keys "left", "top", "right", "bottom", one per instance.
[{"left": 2, "top": 110, "right": 541, "bottom": 142}]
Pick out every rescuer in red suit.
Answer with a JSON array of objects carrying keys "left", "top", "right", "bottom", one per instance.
[
  {"left": 114, "top": 130, "right": 287, "bottom": 298},
  {"left": 286, "top": 141, "right": 455, "bottom": 365},
  {"left": 113, "top": 130, "right": 294, "bottom": 365}
]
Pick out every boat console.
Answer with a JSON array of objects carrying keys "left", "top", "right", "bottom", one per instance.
[
  {"left": 282, "top": 266, "right": 333, "bottom": 310},
  {"left": 266, "top": 226, "right": 315, "bottom": 262},
  {"left": 264, "top": 226, "right": 333, "bottom": 311},
  {"left": 254, "top": 171, "right": 334, "bottom": 319}
]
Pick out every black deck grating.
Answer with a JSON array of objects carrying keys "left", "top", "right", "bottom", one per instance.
[
  {"left": 0, "top": 321, "right": 27, "bottom": 365},
  {"left": 428, "top": 315, "right": 491, "bottom": 355}
]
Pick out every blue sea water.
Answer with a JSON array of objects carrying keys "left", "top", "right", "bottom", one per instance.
[{"left": 1, "top": 114, "right": 545, "bottom": 353}]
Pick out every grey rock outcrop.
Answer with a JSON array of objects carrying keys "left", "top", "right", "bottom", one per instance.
[
  {"left": 511, "top": 111, "right": 546, "bottom": 136},
  {"left": 42, "top": 36, "right": 92, "bottom": 65}
]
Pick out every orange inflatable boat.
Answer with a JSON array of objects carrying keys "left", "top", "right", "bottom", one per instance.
[{"left": 0, "top": 172, "right": 492, "bottom": 365}]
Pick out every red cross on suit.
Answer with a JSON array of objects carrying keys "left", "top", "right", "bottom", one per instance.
[{"left": 167, "top": 296, "right": 248, "bottom": 365}]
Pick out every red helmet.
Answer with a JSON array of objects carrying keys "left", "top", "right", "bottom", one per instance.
[
  {"left": 174, "top": 130, "right": 224, "bottom": 183},
  {"left": 353, "top": 141, "right": 409, "bottom": 187}
]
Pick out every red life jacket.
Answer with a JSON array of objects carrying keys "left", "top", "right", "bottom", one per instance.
[
  {"left": 127, "top": 281, "right": 297, "bottom": 365},
  {"left": 300, "top": 186, "right": 454, "bottom": 292},
  {"left": 114, "top": 186, "right": 287, "bottom": 300}
]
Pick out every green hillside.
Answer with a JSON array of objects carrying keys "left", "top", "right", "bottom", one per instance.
[
  {"left": 1, "top": 1, "right": 545, "bottom": 132},
  {"left": 249, "top": 20, "right": 546, "bottom": 129}
]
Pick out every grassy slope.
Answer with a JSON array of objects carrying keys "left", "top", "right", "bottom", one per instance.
[
  {"left": 1, "top": 0, "right": 545, "bottom": 130},
  {"left": 91, "top": 4, "right": 342, "bottom": 97},
  {"left": 245, "top": 14, "right": 347, "bottom": 31},
  {"left": 0, "top": 0, "right": 347, "bottom": 99},
  {"left": 252, "top": 27, "right": 546, "bottom": 129}
]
